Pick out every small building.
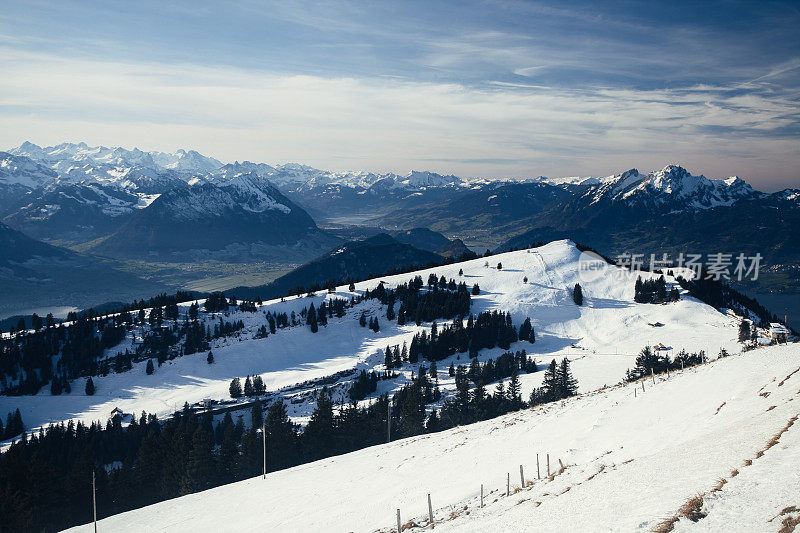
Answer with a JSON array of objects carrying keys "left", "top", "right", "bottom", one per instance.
[
  {"left": 200, "top": 398, "right": 215, "bottom": 408},
  {"left": 770, "top": 323, "right": 789, "bottom": 343},
  {"left": 110, "top": 407, "right": 124, "bottom": 419}
]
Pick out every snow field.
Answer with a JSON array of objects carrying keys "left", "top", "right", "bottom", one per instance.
[
  {"left": 65, "top": 343, "right": 800, "bottom": 532},
  {"left": 2, "top": 240, "right": 743, "bottom": 440}
]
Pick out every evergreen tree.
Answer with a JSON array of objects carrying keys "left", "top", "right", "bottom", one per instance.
[
  {"left": 349, "top": 282, "right": 356, "bottom": 291},
  {"left": 449, "top": 362, "right": 455, "bottom": 376},
  {"left": 307, "top": 303, "right": 319, "bottom": 333},
  {"left": 557, "top": 358, "right": 578, "bottom": 398},
  {"left": 251, "top": 399, "right": 263, "bottom": 428},
  {"left": 244, "top": 376, "right": 254, "bottom": 396},
  {"left": 359, "top": 313, "right": 367, "bottom": 327},
  {"left": 509, "top": 371, "right": 522, "bottom": 408},
  {"left": 85, "top": 377, "right": 95, "bottom": 396},
  {"left": 738, "top": 320, "right": 751, "bottom": 342},
  {"left": 229, "top": 377, "right": 242, "bottom": 398},
  {"left": 207, "top": 351, "right": 214, "bottom": 364},
  {"left": 472, "top": 284, "right": 480, "bottom": 295},
  {"left": 146, "top": 359, "right": 155, "bottom": 375},
  {"left": 497, "top": 262, "right": 502, "bottom": 270},
  {"left": 573, "top": 283, "right": 583, "bottom": 306},
  {"left": 541, "top": 360, "right": 559, "bottom": 402}
]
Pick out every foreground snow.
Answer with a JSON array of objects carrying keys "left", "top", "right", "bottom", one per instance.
[
  {"left": 66, "top": 343, "right": 800, "bottom": 532},
  {"left": 1, "top": 240, "right": 744, "bottom": 437}
]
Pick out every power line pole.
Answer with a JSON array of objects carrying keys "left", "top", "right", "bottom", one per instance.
[
  {"left": 262, "top": 421, "right": 267, "bottom": 479},
  {"left": 92, "top": 470, "right": 97, "bottom": 533},
  {"left": 387, "top": 397, "right": 392, "bottom": 443}
]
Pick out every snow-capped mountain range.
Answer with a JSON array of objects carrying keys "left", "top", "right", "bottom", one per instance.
[{"left": 1, "top": 141, "right": 797, "bottom": 265}]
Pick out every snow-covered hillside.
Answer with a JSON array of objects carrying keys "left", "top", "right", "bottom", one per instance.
[
  {"left": 65, "top": 343, "right": 800, "bottom": 532},
  {"left": 2, "top": 241, "right": 746, "bottom": 438}
]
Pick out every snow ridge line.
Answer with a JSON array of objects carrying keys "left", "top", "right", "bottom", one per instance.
[{"left": 654, "top": 411, "right": 800, "bottom": 533}]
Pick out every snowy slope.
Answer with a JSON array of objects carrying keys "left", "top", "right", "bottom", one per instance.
[
  {"left": 65, "top": 343, "right": 800, "bottom": 532},
  {"left": 1, "top": 241, "right": 745, "bottom": 438}
]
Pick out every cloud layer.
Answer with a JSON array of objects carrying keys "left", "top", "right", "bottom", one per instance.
[{"left": 1, "top": 0, "right": 798, "bottom": 189}]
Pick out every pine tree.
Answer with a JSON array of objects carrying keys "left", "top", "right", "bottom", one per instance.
[
  {"left": 229, "top": 377, "right": 242, "bottom": 398},
  {"left": 497, "top": 262, "right": 502, "bottom": 270},
  {"left": 472, "top": 284, "right": 480, "bottom": 295},
  {"left": 307, "top": 303, "right": 319, "bottom": 333},
  {"left": 244, "top": 376, "right": 254, "bottom": 396},
  {"left": 509, "top": 371, "right": 522, "bottom": 408},
  {"left": 146, "top": 359, "right": 155, "bottom": 375},
  {"left": 449, "top": 362, "right": 455, "bottom": 376},
  {"left": 385, "top": 346, "right": 394, "bottom": 368},
  {"left": 207, "top": 351, "right": 214, "bottom": 364},
  {"left": 251, "top": 399, "right": 263, "bottom": 428},
  {"left": 573, "top": 283, "right": 583, "bottom": 306},
  {"left": 349, "top": 282, "right": 356, "bottom": 291},
  {"left": 738, "top": 320, "right": 751, "bottom": 342},
  {"left": 359, "top": 313, "right": 367, "bottom": 327},
  {"left": 85, "top": 377, "right": 95, "bottom": 396},
  {"left": 557, "top": 358, "right": 578, "bottom": 398},
  {"left": 541, "top": 360, "right": 559, "bottom": 402}
]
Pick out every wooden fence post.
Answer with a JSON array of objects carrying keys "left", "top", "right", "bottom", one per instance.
[
  {"left": 547, "top": 454, "right": 550, "bottom": 476},
  {"left": 428, "top": 493, "right": 434, "bottom": 529},
  {"left": 481, "top": 484, "right": 484, "bottom": 508},
  {"left": 520, "top": 465, "right": 525, "bottom": 488},
  {"left": 507, "top": 472, "right": 510, "bottom": 496},
  {"left": 559, "top": 459, "right": 565, "bottom": 471},
  {"left": 536, "top": 454, "right": 540, "bottom": 479},
  {"left": 397, "top": 509, "right": 401, "bottom": 533}
]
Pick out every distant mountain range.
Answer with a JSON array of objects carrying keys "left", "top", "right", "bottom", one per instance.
[{"left": 2, "top": 141, "right": 798, "bottom": 298}]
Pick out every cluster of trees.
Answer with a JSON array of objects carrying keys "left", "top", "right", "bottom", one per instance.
[
  {"left": 1, "top": 408, "right": 24, "bottom": 440},
  {"left": 528, "top": 359, "right": 578, "bottom": 405},
  {"left": 624, "top": 346, "right": 706, "bottom": 382},
  {"left": 348, "top": 370, "right": 379, "bottom": 401},
  {"left": 0, "top": 345, "right": 578, "bottom": 532},
  {"left": 229, "top": 375, "right": 267, "bottom": 398},
  {"left": 677, "top": 275, "right": 783, "bottom": 330},
  {"left": 382, "top": 312, "right": 534, "bottom": 368},
  {"left": 358, "top": 275, "right": 472, "bottom": 325},
  {"left": 634, "top": 276, "right": 679, "bottom": 304},
  {"left": 0, "top": 312, "right": 124, "bottom": 395}
]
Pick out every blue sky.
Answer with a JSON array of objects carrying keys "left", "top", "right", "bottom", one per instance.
[{"left": 1, "top": 0, "right": 798, "bottom": 189}]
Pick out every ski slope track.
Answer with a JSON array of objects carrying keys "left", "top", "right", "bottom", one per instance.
[{"left": 65, "top": 344, "right": 800, "bottom": 532}]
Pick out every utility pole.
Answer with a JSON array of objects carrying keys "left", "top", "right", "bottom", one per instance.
[
  {"left": 92, "top": 470, "right": 97, "bottom": 533},
  {"left": 262, "top": 421, "right": 267, "bottom": 479},
  {"left": 387, "top": 397, "right": 392, "bottom": 443}
]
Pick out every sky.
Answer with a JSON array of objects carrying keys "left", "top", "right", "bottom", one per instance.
[{"left": 0, "top": 0, "right": 798, "bottom": 190}]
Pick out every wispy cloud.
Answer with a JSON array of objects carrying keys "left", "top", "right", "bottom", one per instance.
[{"left": 0, "top": 0, "right": 798, "bottom": 189}]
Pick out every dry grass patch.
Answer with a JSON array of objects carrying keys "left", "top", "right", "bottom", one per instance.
[{"left": 778, "top": 367, "right": 800, "bottom": 387}]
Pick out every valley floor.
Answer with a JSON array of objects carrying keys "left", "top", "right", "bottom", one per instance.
[{"left": 67, "top": 343, "right": 800, "bottom": 532}]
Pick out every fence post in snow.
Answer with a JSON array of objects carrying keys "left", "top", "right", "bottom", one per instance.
[
  {"left": 507, "top": 472, "right": 510, "bottom": 496},
  {"left": 387, "top": 399, "right": 391, "bottom": 443},
  {"left": 559, "top": 459, "right": 565, "bottom": 472},
  {"left": 547, "top": 454, "right": 550, "bottom": 476},
  {"left": 397, "top": 509, "right": 401, "bottom": 533},
  {"left": 520, "top": 465, "right": 525, "bottom": 488},
  {"left": 481, "top": 484, "right": 484, "bottom": 508},
  {"left": 427, "top": 493, "right": 434, "bottom": 528},
  {"left": 537, "top": 454, "right": 540, "bottom": 479}
]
